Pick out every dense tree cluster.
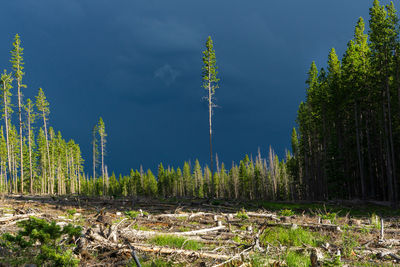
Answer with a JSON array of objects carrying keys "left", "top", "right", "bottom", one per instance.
[
  {"left": 0, "top": 34, "right": 85, "bottom": 195},
  {"left": 81, "top": 148, "right": 295, "bottom": 200},
  {"left": 293, "top": 0, "right": 400, "bottom": 202}
]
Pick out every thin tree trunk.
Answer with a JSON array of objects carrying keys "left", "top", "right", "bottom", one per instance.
[
  {"left": 93, "top": 137, "right": 96, "bottom": 180},
  {"left": 3, "top": 86, "right": 12, "bottom": 193},
  {"left": 382, "top": 92, "right": 393, "bottom": 202},
  {"left": 42, "top": 111, "right": 51, "bottom": 195},
  {"left": 17, "top": 80, "right": 23, "bottom": 194},
  {"left": 355, "top": 103, "right": 366, "bottom": 199},
  {"left": 365, "top": 115, "right": 375, "bottom": 198},
  {"left": 65, "top": 148, "right": 69, "bottom": 194},
  {"left": 385, "top": 80, "right": 397, "bottom": 202},
  {"left": 208, "top": 64, "right": 214, "bottom": 198},
  {"left": 51, "top": 138, "right": 55, "bottom": 195},
  {"left": 101, "top": 135, "right": 105, "bottom": 196},
  {"left": 27, "top": 110, "right": 33, "bottom": 195}
]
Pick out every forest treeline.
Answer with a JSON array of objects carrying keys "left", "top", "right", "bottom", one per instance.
[
  {"left": 293, "top": 0, "right": 400, "bottom": 202},
  {"left": 83, "top": 148, "right": 294, "bottom": 200}
]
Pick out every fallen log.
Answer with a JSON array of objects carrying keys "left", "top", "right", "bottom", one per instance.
[
  {"left": 173, "top": 225, "right": 226, "bottom": 236},
  {"left": 120, "top": 224, "right": 225, "bottom": 239},
  {"left": 129, "top": 243, "right": 232, "bottom": 261},
  {"left": 0, "top": 213, "right": 43, "bottom": 223},
  {"left": 246, "top": 212, "right": 280, "bottom": 221},
  {"left": 378, "top": 239, "right": 400, "bottom": 246},
  {"left": 263, "top": 222, "right": 342, "bottom": 232}
]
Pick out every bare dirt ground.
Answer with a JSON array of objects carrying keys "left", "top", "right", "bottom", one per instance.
[{"left": 0, "top": 195, "right": 399, "bottom": 266}]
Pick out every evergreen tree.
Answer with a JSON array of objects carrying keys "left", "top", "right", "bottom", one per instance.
[
  {"left": 97, "top": 117, "right": 107, "bottom": 196},
  {"left": 157, "top": 163, "right": 166, "bottom": 197},
  {"left": 1, "top": 70, "right": 13, "bottom": 193},
  {"left": 24, "top": 98, "right": 36, "bottom": 194},
  {"left": 10, "top": 34, "right": 26, "bottom": 194},
  {"left": 0, "top": 127, "right": 7, "bottom": 192},
  {"left": 202, "top": 36, "right": 219, "bottom": 198},
  {"left": 35, "top": 88, "right": 51, "bottom": 194},
  {"left": 92, "top": 124, "right": 99, "bottom": 181}
]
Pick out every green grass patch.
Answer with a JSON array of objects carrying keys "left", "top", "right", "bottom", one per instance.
[
  {"left": 128, "top": 258, "right": 185, "bottom": 267},
  {"left": 236, "top": 209, "right": 249, "bottom": 220},
  {"left": 176, "top": 216, "right": 188, "bottom": 221},
  {"left": 66, "top": 208, "right": 76, "bottom": 216},
  {"left": 260, "top": 227, "right": 318, "bottom": 247},
  {"left": 284, "top": 251, "right": 311, "bottom": 267},
  {"left": 149, "top": 235, "right": 203, "bottom": 250},
  {"left": 341, "top": 229, "right": 360, "bottom": 257},
  {"left": 178, "top": 226, "right": 190, "bottom": 232},
  {"left": 320, "top": 212, "right": 337, "bottom": 224},
  {"left": 125, "top": 210, "right": 141, "bottom": 219},
  {"left": 370, "top": 213, "right": 381, "bottom": 229},
  {"left": 132, "top": 224, "right": 151, "bottom": 231},
  {"left": 279, "top": 209, "right": 295, "bottom": 217}
]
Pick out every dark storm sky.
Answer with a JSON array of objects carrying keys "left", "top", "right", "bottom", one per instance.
[{"left": 0, "top": 0, "right": 390, "bottom": 174}]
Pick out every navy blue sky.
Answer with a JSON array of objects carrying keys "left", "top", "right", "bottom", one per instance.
[{"left": 0, "top": 0, "right": 392, "bottom": 175}]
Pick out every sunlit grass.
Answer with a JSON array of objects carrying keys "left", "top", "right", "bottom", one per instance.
[{"left": 149, "top": 235, "right": 203, "bottom": 250}]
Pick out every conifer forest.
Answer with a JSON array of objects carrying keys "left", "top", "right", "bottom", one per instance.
[{"left": 3, "top": 1, "right": 400, "bottom": 266}]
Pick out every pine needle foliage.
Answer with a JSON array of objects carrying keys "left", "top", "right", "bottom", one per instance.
[{"left": 0, "top": 216, "right": 81, "bottom": 266}]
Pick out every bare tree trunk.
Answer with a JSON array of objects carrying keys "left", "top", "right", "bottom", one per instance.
[
  {"left": 65, "top": 148, "right": 69, "bottom": 194},
  {"left": 17, "top": 80, "right": 23, "bottom": 194},
  {"left": 3, "top": 87, "right": 12, "bottom": 193},
  {"left": 57, "top": 161, "right": 61, "bottom": 195},
  {"left": 13, "top": 153, "right": 17, "bottom": 193},
  {"left": 93, "top": 138, "right": 96, "bottom": 180},
  {"left": 70, "top": 153, "right": 75, "bottom": 194},
  {"left": 42, "top": 111, "right": 51, "bottom": 195},
  {"left": 385, "top": 80, "right": 397, "bottom": 202},
  {"left": 27, "top": 110, "right": 33, "bottom": 194},
  {"left": 208, "top": 73, "right": 214, "bottom": 198},
  {"left": 101, "top": 135, "right": 105, "bottom": 196},
  {"left": 51, "top": 138, "right": 55, "bottom": 195},
  {"left": 366, "top": 115, "right": 375, "bottom": 198},
  {"left": 3, "top": 163, "right": 7, "bottom": 193},
  {"left": 11, "top": 144, "right": 16, "bottom": 193},
  {"left": 355, "top": 103, "right": 366, "bottom": 199},
  {"left": 0, "top": 162, "right": 3, "bottom": 191},
  {"left": 382, "top": 92, "right": 393, "bottom": 202}
]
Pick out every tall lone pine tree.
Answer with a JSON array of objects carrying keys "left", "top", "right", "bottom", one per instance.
[{"left": 202, "top": 36, "right": 219, "bottom": 198}]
